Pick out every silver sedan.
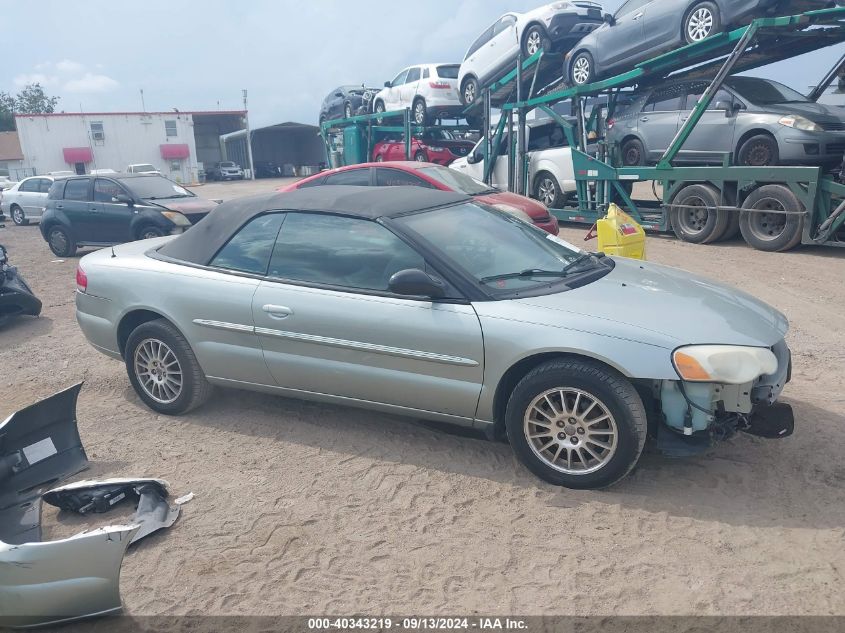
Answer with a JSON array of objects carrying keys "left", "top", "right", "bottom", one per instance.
[{"left": 75, "top": 186, "right": 793, "bottom": 489}]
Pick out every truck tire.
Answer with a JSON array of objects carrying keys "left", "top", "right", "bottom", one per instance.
[
  {"left": 739, "top": 184, "right": 805, "bottom": 252},
  {"left": 669, "top": 183, "right": 730, "bottom": 244}
]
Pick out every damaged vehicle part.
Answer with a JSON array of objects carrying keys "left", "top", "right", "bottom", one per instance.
[
  {"left": 0, "top": 243, "right": 42, "bottom": 328},
  {"left": 0, "top": 524, "right": 138, "bottom": 629},
  {"left": 0, "top": 383, "right": 88, "bottom": 544},
  {"left": 43, "top": 477, "right": 180, "bottom": 544}
]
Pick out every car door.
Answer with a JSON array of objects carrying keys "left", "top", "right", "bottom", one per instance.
[
  {"left": 602, "top": 0, "right": 650, "bottom": 68},
  {"left": 399, "top": 67, "right": 422, "bottom": 108},
  {"left": 31, "top": 178, "right": 52, "bottom": 218},
  {"left": 384, "top": 69, "right": 409, "bottom": 110},
  {"left": 251, "top": 212, "right": 485, "bottom": 419},
  {"left": 90, "top": 178, "right": 134, "bottom": 242},
  {"left": 639, "top": 0, "right": 680, "bottom": 55},
  {"left": 59, "top": 178, "right": 95, "bottom": 239},
  {"left": 636, "top": 86, "right": 685, "bottom": 161},
  {"left": 463, "top": 24, "right": 495, "bottom": 79},
  {"left": 675, "top": 83, "right": 739, "bottom": 163},
  {"left": 487, "top": 15, "right": 518, "bottom": 79},
  {"left": 17, "top": 178, "right": 42, "bottom": 216},
  {"left": 328, "top": 87, "right": 345, "bottom": 119}
]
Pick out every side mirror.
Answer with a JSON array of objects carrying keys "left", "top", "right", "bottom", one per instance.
[
  {"left": 388, "top": 268, "right": 446, "bottom": 298},
  {"left": 603, "top": 13, "right": 615, "bottom": 25},
  {"left": 467, "top": 150, "right": 483, "bottom": 165},
  {"left": 113, "top": 193, "right": 134, "bottom": 205},
  {"left": 384, "top": 81, "right": 391, "bottom": 88}
]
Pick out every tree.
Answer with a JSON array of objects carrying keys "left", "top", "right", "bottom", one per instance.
[
  {"left": 15, "top": 83, "right": 59, "bottom": 115},
  {"left": 0, "top": 92, "right": 14, "bottom": 132}
]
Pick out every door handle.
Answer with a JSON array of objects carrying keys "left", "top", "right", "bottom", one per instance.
[
  {"left": 90, "top": 207, "right": 99, "bottom": 213},
  {"left": 640, "top": 117, "right": 649, "bottom": 122},
  {"left": 632, "top": 11, "right": 644, "bottom": 20},
  {"left": 55, "top": 204, "right": 64, "bottom": 209},
  {"left": 262, "top": 304, "right": 293, "bottom": 319}
]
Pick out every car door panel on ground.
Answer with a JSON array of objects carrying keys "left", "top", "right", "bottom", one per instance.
[
  {"left": 676, "top": 84, "right": 739, "bottom": 162},
  {"left": 90, "top": 178, "right": 134, "bottom": 243},
  {"left": 250, "top": 212, "right": 485, "bottom": 419},
  {"left": 638, "top": 86, "right": 685, "bottom": 161}
]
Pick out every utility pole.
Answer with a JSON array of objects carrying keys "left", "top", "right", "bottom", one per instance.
[{"left": 243, "top": 89, "right": 255, "bottom": 180}]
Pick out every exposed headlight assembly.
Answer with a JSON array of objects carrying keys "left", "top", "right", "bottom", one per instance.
[
  {"left": 160, "top": 210, "right": 191, "bottom": 226},
  {"left": 778, "top": 115, "right": 822, "bottom": 132},
  {"left": 673, "top": 345, "right": 777, "bottom": 385}
]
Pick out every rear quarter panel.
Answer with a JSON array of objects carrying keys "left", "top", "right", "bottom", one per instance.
[{"left": 530, "top": 148, "right": 576, "bottom": 193}]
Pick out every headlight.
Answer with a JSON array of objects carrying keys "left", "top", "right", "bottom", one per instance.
[
  {"left": 160, "top": 210, "right": 191, "bottom": 226},
  {"left": 672, "top": 345, "right": 777, "bottom": 384},
  {"left": 492, "top": 203, "right": 533, "bottom": 223},
  {"left": 778, "top": 115, "right": 822, "bottom": 132}
]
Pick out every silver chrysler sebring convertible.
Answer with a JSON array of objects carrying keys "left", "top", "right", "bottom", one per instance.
[{"left": 76, "top": 186, "right": 793, "bottom": 488}]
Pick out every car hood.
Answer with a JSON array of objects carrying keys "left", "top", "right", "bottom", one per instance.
[
  {"left": 475, "top": 191, "right": 548, "bottom": 219},
  {"left": 511, "top": 257, "right": 788, "bottom": 348},
  {"left": 746, "top": 100, "right": 845, "bottom": 124}
]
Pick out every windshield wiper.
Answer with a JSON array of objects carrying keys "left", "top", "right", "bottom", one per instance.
[
  {"left": 561, "top": 252, "right": 604, "bottom": 275},
  {"left": 480, "top": 268, "right": 569, "bottom": 284}
]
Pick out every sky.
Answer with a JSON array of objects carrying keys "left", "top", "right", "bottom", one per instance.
[{"left": 3, "top": 0, "right": 843, "bottom": 128}]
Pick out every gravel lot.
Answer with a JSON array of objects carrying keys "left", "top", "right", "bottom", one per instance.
[{"left": 2, "top": 177, "right": 844, "bottom": 618}]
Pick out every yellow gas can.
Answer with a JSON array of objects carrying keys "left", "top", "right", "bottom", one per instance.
[{"left": 595, "top": 203, "right": 646, "bottom": 260}]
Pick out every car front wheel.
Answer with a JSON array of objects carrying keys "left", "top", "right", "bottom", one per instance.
[
  {"left": 505, "top": 358, "right": 647, "bottom": 489},
  {"left": 125, "top": 318, "right": 212, "bottom": 415},
  {"left": 569, "top": 51, "right": 594, "bottom": 86},
  {"left": 11, "top": 205, "right": 27, "bottom": 226}
]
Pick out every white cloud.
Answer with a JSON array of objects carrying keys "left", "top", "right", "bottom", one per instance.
[{"left": 12, "top": 60, "right": 118, "bottom": 95}]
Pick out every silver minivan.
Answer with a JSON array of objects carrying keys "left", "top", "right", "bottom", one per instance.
[{"left": 0, "top": 175, "right": 54, "bottom": 225}]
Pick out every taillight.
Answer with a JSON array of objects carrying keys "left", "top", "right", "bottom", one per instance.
[
  {"left": 607, "top": 119, "right": 615, "bottom": 130},
  {"left": 429, "top": 82, "right": 450, "bottom": 89},
  {"left": 76, "top": 264, "right": 88, "bottom": 293}
]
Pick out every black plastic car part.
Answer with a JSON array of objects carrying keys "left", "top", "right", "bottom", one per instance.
[{"left": 0, "top": 244, "right": 42, "bottom": 327}]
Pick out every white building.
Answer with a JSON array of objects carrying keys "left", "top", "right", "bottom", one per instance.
[{"left": 15, "top": 110, "right": 246, "bottom": 183}]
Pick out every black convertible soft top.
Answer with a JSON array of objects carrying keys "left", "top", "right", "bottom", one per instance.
[{"left": 157, "top": 185, "right": 471, "bottom": 265}]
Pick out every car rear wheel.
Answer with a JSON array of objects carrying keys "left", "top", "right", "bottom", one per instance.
[
  {"left": 344, "top": 102, "right": 353, "bottom": 119},
  {"left": 523, "top": 25, "right": 550, "bottom": 57},
  {"left": 374, "top": 100, "right": 386, "bottom": 123},
  {"left": 737, "top": 134, "right": 778, "bottom": 166},
  {"left": 461, "top": 76, "right": 479, "bottom": 105},
  {"left": 413, "top": 99, "right": 428, "bottom": 125},
  {"left": 620, "top": 138, "right": 646, "bottom": 166},
  {"left": 739, "top": 184, "right": 805, "bottom": 252},
  {"left": 684, "top": 2, "right": 721, "bottom": 44},
  {"left": 569, "top": 51, "right": 595, "bottom": 86},
  {"left": 670, "top": 183, "right": 730, "bottom": 244},
  {"left": 534, "top": 171, "right": 564, "bottom": 208},
  {"left": 125, "top": 318, "right": 212, "bottom": 415},
  {"left": 505, "top": 358, "right": 647, "bottom": 489},
  {"left": 414, "top": 151, "right": 427, "bottom": 162},
  {"left": 375, "top": 155, "right": 384, "bottom": 162},
  {"left": 47, "top": 226, "right": 76, "bottom": 257},
  {"left": 10, "top": 205, "right": 28, "bottom": 226}
]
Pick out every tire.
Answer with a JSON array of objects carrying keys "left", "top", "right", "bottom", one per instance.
[
  {"left": 414, "top": 151, "right": 427, "bottom": 162},
  {"left": 461, "top": 76, "right": 479, "bottom": 106},
  {"left": 569, "top": 51, "right": 595, "bottom": 86},
  {"left": 46, "top": 225, "right": 76, "bottom": 257},
  {"left": 10, "top": 205, "right": 27, "bottom": 226},
  {"left": 374, "top": 100, "right": 385, "bottom": 123},
  {"left": 669, "top": 183, "right": 730, "bottom": 244},
  {"left": 523, "top": 24, "right": 550, "bottom": 57},
  {"left": 739, "top": 184, "right": 805, "bottom": 252},
  {"left": 138, "top": 225, "right": 165, "bottom": 240},
  {"left": 125, "top": 318, "right": 212, "bottom": 415},
  {"left": 412, "top": 98, "right": 427, "bottom": 126},
  {"left": 375, "top": 154, "right": 384, "bottom": 162},
  {"left": 505, "top": 358, "right": 647, "bottom": 489},
  {"left": 344, "top": 103, "right": 353, "bottom": 119},
  {"left": 534, "top": 171, "right": 564, "bottom": 208},
  {"left": 620, "top": 138, "right": 646, "bottom": 166},
  {"left": 684, "top": 1, "right": 721, "bottom": 44},
  {"left": 736, "top": 134, "right": 778, "bottom": 167}
]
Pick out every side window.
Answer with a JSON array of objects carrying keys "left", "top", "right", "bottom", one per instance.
[
  {"left": 297, "top": 175, "right": 327, "bottom": 188},
  {"left": 94, "top": 179, "right": 126, "bottom": 202},
  {"left": 391, "top": 69, "right": 409, "bottom": 87},
  {"left": 643, "top": 87, "right": 684, "bottom": 112},
  {"left": 20, "top": 179, "right": 38, "bottom": 192},
  {"left": 493, "top": 15, "right": 516, "bottom": 36},
  {"left": 64, "top": 178, "right": 91, "bottom": 202},
  {"left": 210, "top": 214, "right": 286, "bottom": 275},
  {"left": 527, "top": 125, "right": 553, "bottom": 151},
  {"left": 324, "top": 169, "right": 370, "bottom": 186},
  {"left": 406, "top": 67, "right": 421, "bottom": 83},
  {"left": 422, "top": 68, "right": 430, "bottom": 80},
  {"left": 375, "top": 168, "right": 434, "bottom": 188},
  {"left": 38, "top": 179, "right": 53, "bottom": 193},
  {"left": 48, "top": 180, "right": 66, "bottom": 200},
  {"left": 268, "top": 214, "right": 426, "bottom": 292},
  {"left": 615, "top": 0, "right": 648, "bottom": 18},
  {"left": 466, "top": 26, "right": 494, "bottom": 59}
]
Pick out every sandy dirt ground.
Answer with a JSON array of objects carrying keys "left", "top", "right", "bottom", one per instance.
[{"left": 1, "top": 177, "right": 844, "bottom": 618}]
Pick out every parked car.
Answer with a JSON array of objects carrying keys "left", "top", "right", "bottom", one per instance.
[
  {"left": 565, "top": 0, "right": 840, "bottom": 86},
  {"left": 372, "top": 131, "right": 476, "bottom": 165},
  {"left": 75, "top": 185, "right": 793, "bottom": 489},
  {"left": 319, "top": 85, "right": 380, "bottom": 124},
  {"left": 0, "top": 175, "right": 55, "bottom": 226},
  {"left": 254, "top": 161, "right": 282, "bottom": 178},
  {"left": 608, "top": 76, "right": 845, "bottom": 167},
  {"left": 47, "top": 170, "right": 75, "bottom": 177},
  {"left": 125, "top": 164, "right": 161, "bottom": 175},
  {"left": 450, "top": 119, "right": 576, "bottom": 208},
  {"left": 279, "top": 161, "right": 559, "bottom": 234},
  {"left": 205, "top": 161, "right": 245, "bottom": 181},
  {"left": 459, "top": 2, "right": 604, "bottom": 105},
  {"left": 90, "top": 168, "right": 118, "bottom": 175},
  {"left": 373, "top": 64, "right": 464, "bottom": 125},
  {"left": 39, "top": 174, "right": 218, "bottom": 257},
  {"left": 0, "top": 176, "right": 17, "bottom": 190}
]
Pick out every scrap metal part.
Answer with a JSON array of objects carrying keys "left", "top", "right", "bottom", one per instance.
[
  {"left": 0, "top": 383, "right": 88, "bottom": 544},
  {"left": 43, "top": 477, "right": 180, "bottom": 544},
  {"left": 0, "top": 245, "right": 42, "bottom": 328},
  {"left": 0, "top": 524, "right": 138, "bottom": 629}
]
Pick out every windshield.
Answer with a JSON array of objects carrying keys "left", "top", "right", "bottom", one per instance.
[
  {"left": 395, "top": 202, "right": 597, "bottom": 292},
  {"left": 119, "top": 175, "right": 194, "bottom": 199},
  {"left": 423, "top": 130, "right": 457, "bottom": 141},
  {"left": 726, "top": 77, "right": 809, "bottom": 104},
  {"left": 417, "top": 166, "right": 494, "bottom": 195}
]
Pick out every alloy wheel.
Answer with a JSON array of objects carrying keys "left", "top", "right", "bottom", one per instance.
[
  {"left": 572, "top": 57, "right": 591, "bottom": 85},
  {"left": 11, "top": 207, "right": 24, "bottom": 225},
  {"left": 687, "top": 7, "right": 714, "bottom": 41},
  {"left": 464, "top": 82, "right": 476, "bottom": 104},
  {"left": 526, "top": 31, "right": 542, "bottom": 56},
  {"left": 134, "top": 338, "right": 183, "bottom": 404},
  {"left": 538, "top": 178, "right": 557, "bottom": 207},
  {"left": 523, "top": 387, "right": 618, "bottom": 475},
  {"left": 414, "top": 102, "right": 425, "bottom": 125}
]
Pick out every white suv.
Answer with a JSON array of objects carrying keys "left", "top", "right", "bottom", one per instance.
[
  {"left": 458, "top": 1, "right": 604, "bottom": 105},
  {"left": 449, "top": 119, "right": 576, "bottom": 208},
  {"left": 372, "top": 64, "right": 463, "bottom": 125}
]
